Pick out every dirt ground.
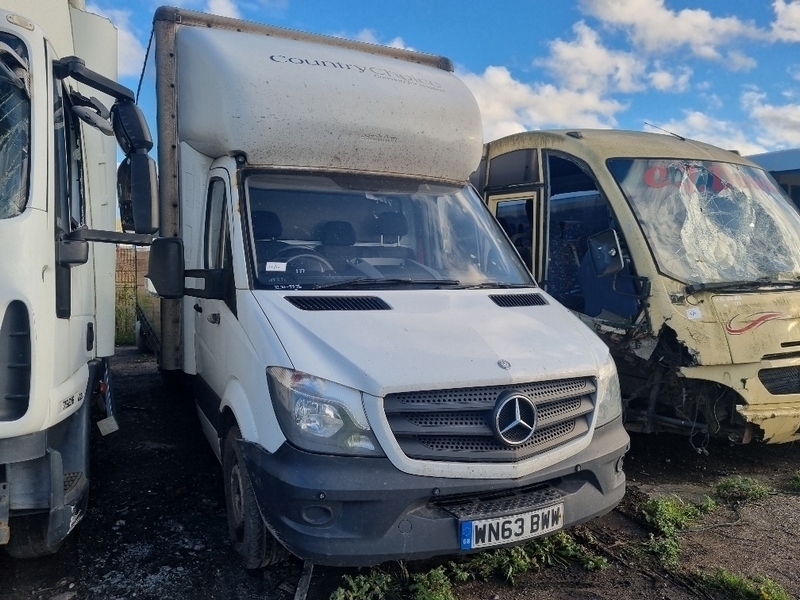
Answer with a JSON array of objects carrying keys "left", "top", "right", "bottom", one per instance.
[{"left": 2, "top": 346, "right": 800, "bottom": 600}]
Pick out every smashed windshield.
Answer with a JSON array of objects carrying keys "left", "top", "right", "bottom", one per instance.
[
  {"left": 245, "top": 173, "right": 533, "bottom": 290},
  {"left": 0, "top": 33, "right": 29, "bottom": 219},
  {"left": 608, "top": 158, "right": 800, "bottom": 285}
]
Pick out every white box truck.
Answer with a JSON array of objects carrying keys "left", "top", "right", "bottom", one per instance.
[
  {"left": 0, "top": 0, "right": 156, "bottom": 558},
  {"left": 472, "top": 130, "right": 800, "bottom": 446},
  {"left": 141, "top": 7, "right": 628, "bottom": 568}
]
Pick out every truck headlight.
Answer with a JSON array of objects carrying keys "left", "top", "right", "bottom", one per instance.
[
  {"left": 595, "top": 354, "right": 622, "bottom": 427},
  {"left": 267, "top": 367, "right": 384, "bottom": 456}
]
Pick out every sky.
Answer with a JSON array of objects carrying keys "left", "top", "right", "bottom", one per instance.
[{"left": 85, "top": 0, "right": 800, "bottom": 155}]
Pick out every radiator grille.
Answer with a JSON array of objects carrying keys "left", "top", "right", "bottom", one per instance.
[
  {"left": 758, "top": 366, "right": 800, "bottom": 395},
  {"left": 384, "top": 378, "right": 594, "bottom": 463}
]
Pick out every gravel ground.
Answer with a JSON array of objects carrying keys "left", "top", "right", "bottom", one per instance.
[{"left": 2, "top": 346, "right": 800, "bottom": 599}]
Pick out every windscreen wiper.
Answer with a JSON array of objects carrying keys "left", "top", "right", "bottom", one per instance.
[
  {"left": 457, "top": 282, "right": 538, "bottom": 290},
  {"left": 686, "top": 278, "right": 800, "bottom": 294},
  {"left": 313, "top": 278, "right": 461, "bottom": 290}
]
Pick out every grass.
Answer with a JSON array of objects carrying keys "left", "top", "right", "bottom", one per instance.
[
  {"left": 329, "top": 530, "right": 607, "bottom": 600},
  {"left": 699, "top": 568, "right": 790, "bottom": 600},
  {"left": 788, "top": 470, "right": 800, "bottom": 493},
  {"left": 115, "top": 284, "right": 136, "bottom": 345},
  {"left": 715, "top": 476, "right": 771, "bottom": 504},
  {"left": 640, "top": 494, "right": 715, "bottom": 566}
]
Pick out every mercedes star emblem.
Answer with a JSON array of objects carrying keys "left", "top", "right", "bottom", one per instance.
[{"left": 492, "top": 391, "right": 537, "bottom": 446}]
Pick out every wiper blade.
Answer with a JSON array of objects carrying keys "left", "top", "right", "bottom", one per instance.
[
  {"left": 313, "top": 278, "right": 461, "bottom": 290},
  {"left": 686, "top": 278, "right": 800, "bottom": 294},
  {"left": 457, "top": 282, "right": 538, "bottom": 290}
]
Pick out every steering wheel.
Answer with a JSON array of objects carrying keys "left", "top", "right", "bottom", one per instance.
[{"left": 271, "top": 247, "right": 335, "bottom": 274}]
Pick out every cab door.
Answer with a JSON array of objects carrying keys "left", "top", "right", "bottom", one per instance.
[{"left": 193, "top": 172, "right": 237, "bottom": 401}]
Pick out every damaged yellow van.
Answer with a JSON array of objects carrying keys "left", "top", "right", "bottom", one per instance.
[{"left": 471, "top": 130, "right": 800, "bottom": 446}]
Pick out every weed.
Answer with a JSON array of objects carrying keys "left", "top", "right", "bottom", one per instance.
[
  {"left": 699, "top": 567, "right": 790, "bottom": 600},
  {"left": 715, "top": 476, "right": 770, "bottom": 504},
  {"left": 409, "top": 567, "right": 457, "bottom": 600},
  {"left": 640, "top": 494, "right": 714, "bottom": 566},
  {"left": 789, "top": 470, "right": 800, "bottom": 493},
  {"left": 330, "top": 571, "right": 400, "bottom": 600}
]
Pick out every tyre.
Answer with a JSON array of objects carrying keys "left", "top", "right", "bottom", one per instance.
[
  {"left": 5, "top": 513, "right": 62, "bottom": 559},
  {"left": 223, "top": 425, "right": 287, "bottom": 569},
  {"left": 134, "top": 319, "right": 151, "bottom": 353}
]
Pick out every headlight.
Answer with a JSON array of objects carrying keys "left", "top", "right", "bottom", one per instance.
[
  {"left": 267, "top": 367, "right": 384, "bottom": 456},
  {"left": 595, "top": 353, "right": 622, "bottom": 427}
]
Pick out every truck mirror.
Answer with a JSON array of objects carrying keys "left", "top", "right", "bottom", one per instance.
[
  {"left": 56, "top": 239, "right": 89, "bottom": 266},
  {"left": 587, "top": 229, "right": 625, "bottom": 277},
  {"left": 118, "top": 153, "right": 159, "bottom": 235},
  {"left": 111, "top": 100, "right": 153, "bottom": 155},
  {"left": 147, "top": 237, "right": 185, "bottom": 299}
]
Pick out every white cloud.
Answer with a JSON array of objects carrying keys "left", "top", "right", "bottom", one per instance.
[
  {"left": 790, "top": 64, "right": 800, "bottom": 81},
  {"left": 656, "top": 111, "right": 769, "bottom": 155},
  {"left": 206, "top": 0, "right": 241, "bottom": 18},
  {"left": 542, "top": 22, "right": 645, "bottom": 93},
  {"left": 459, "top": 66, "right": 625, "bottom": 142},
  {"left": 354, "top": 29, "right": 409, "bottom": 50},
  {"left": 772, "top": 0, "right": 800, "bottom": 42},
  {"left": 580, "top": 0, "right": 763, "bottom": 65},
  {"left": 742, "top": 90, "right": 800, "bottom": 148},
  {"left": 86, "top": 4, "right": 147, "bottom": 78},
  {"left": 647, "top": 64, "right": 692, "bottom": 92}
]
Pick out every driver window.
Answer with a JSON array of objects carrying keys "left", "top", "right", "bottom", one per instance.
[{"left": 205, "top": 178, "right": 230, "bottom": 270}]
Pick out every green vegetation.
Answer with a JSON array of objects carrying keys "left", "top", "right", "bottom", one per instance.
[
  {"left": 699, "top": 568, "right": 790, "bottom": 600},
  {"left": 789, "top": 470, "right": 800, "bottom": 493},
  {"left": 329, "top": 531, "right": 606, "bottom": 600},
  {"left": 715, "top": 476, "right": 770, "bottom": 504},
  {"left": 640, "top": 494, "right": 715, "bottom": 566},
  {"left": 115, "top": 284, "right": 136, "bottom": 345}
]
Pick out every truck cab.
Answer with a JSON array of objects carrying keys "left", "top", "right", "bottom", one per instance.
[
  {"left": 0, "top": 0, "right": 155, "bottom": 557},
  {"left": 473, "top": 129, "right": 800, "bottom": 445}
]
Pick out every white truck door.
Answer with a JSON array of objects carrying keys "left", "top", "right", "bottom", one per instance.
[{"left": 193, "top": 172, "right": 235, "bottom": 398}]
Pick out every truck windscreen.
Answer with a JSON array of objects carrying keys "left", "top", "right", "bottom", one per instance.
[
  {"left": 0, "top": 32, "right": 29, "bottom": 220},
  {"left": 608, "top": 158, "right": 800, "bottom": 286},
  {"left": 245, "top": 173, "right": 534, "bottom": 290}
]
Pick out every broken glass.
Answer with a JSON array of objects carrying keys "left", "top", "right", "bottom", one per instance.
[
  {"left": 0, "top": 33, "right": 29, "bottom": 220},
  {"left": 608, "top": 158, "right": 800, "bottom": 285}
]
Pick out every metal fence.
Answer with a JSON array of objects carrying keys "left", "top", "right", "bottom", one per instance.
[{"left": 116, "top": 246, "right": 137, "bottom": 344}]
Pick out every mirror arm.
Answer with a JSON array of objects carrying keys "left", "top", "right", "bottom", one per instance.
[
  {"left": 53, "top": 56, "right": 134, "bottom": 102},
  {"left": 66, "top": 228, "right": 152, "bottom": 246}
]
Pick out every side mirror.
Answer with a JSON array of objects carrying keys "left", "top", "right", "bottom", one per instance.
[
  {"left": 587, "top": 229, "right": 625, "bottom": 277},
  {"left": 56, "top": 239, "right": 89, "bottom": 266},
  {"left": 147, "top": 237, "right": 185, "bottom": 299},
  {"left": 118, "top": 154, "right": 158, "bottom": 235}
]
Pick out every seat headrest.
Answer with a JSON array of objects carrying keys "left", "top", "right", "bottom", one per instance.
[
  {"left": 319, "top": 221, "right": 356, "bottom": 246},
  {"left": 377, "top": 212, "right": 408, "bottom": 238},
  {"left": 252, "top": 211, "right": 282, "bottom": 240}
]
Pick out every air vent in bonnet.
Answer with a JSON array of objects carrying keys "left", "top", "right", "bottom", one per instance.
[
  {"left": 489, "top": 293, "right": 548, "bottom": 308},
  {"left": 285, "top": 296, "right": 391, "bottom": 311}
]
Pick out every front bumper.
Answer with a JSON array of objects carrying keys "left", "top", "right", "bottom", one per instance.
[{"left": 240, "top": 417, "right": 629, "bottom": 566}]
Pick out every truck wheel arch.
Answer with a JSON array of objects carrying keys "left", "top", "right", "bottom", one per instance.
[{"left": 219, "top": 378, "right": 259, "bottom": 444}]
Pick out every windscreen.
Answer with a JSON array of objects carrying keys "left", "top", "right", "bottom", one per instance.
[
  {"left": 245, "top": 173, "right": 533, "bottom": 290},
  {"left": 608, "top": 158, "right": 800, "bottom": 285},
  {"left": 0, "top": 33, "right": 30, "bottom": 219}
]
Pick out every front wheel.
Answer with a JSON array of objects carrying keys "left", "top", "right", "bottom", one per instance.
[{"left": 223, "top": 425, "right": 287, "bottom": 569}]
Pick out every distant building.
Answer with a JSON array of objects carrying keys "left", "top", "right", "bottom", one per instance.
[{"left": 748, "top": 148, "right": 800, "bottom": 210}]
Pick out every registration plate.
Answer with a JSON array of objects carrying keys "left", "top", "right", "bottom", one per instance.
[{"left": 460, "top": 503, "right": 564, "bottom": 550}]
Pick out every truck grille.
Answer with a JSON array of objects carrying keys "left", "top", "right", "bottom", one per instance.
[
  {"left": 0, "top": 301, "right": 31, "bottom": 421},
  {"left": 758, "top": 366, "right": 800, "bottom": 395},
  {"left": 384, "top": 377, "right": 595, "bottom": 463}
]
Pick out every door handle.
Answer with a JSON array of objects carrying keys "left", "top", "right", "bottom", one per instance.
[
  {"left": 193, "top": 303, "right": 203, "bottom": 313},
  {"left": 207, "top": 313, "right": 221, "bottom": 325}
]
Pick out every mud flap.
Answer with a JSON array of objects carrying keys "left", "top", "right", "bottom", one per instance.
[{"left": 95, "top": 359, "right": 119, "bottom": 436}]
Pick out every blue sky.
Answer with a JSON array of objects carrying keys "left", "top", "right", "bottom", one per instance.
[{"left": 87, "top": 0, "right": 800, "bottom": 154}]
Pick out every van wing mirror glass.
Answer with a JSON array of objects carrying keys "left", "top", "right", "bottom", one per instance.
[
  {"left": 587, "top": 229, "right": 625, "bottom": 277},
  {"left": 147, "top": 237, "right": 185, "bottom": 299},
  {"left": 118, "top": 154, "right": 158, "bottom": 235}
]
